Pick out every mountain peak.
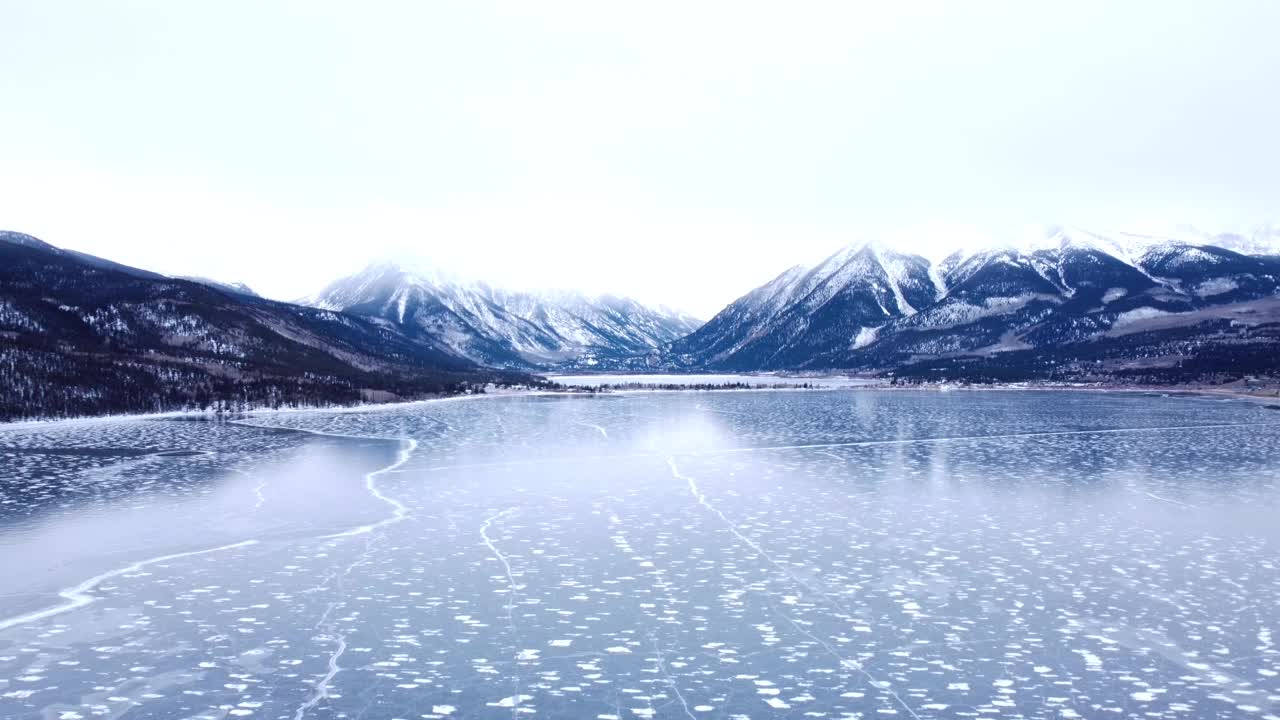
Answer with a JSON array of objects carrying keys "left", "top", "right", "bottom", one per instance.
[
  {"left": 356, "top": 258, "right": 463, "bottom": 288},
  {"left": 664, "top": 224, "right": 1280, "bottom": 374},
  {"left": 0, "top": 230, "right": 60, "bottom": 253},
  {"left": 304, "top": 262, "right": 703, "bottom": 369}
]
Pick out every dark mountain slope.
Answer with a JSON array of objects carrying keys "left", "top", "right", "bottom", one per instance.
[
  {"left": 666, "top": 244, "right": 936, "bottom": 371},
  {"left": 179, "top": 276, "right": 261, "bottom": 298},
  {"left": 0, "top": 234, "right": 528, "bottom": 420}
]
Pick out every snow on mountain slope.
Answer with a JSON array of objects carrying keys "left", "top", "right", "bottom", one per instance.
[
  {"left": 1111, "top": 223, "right": 1280, "bottom": 258},
  {"left": 305, "top": 263, "right": 702, "bottom": 369},
  {"left": 655, "top": 225, "right": 1280, "bottom": 373},
  {"left": 1216, "top": 224, "right": 1280, "bottom": 256},
  {"left": 668, "top": 242, "right": 935, "bottom": 370}
]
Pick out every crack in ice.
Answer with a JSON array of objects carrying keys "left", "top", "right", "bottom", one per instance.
[
  {"left": 481, "top": 508, "right": 523, "bottom": 719},
  {"left": 228, "top": 467, "right": 268, "bottom": 511},
  {"left": 292, "top": 515, "right": 389, "bottom": 720},
  {"left": 767, "top": 604, "right": 923, "bottom": 720},
  {"left": 293, "top": 629, "right": 348, "bottom": 720},
  {"left": 0, "top": 539, "right": 259, "bottom": 632},
  {"left": 670, "top": 456, "right": 922, "bottom": 720},
  {"left": 292, "top": 476, "right": 406, "bottom": 720},
  {"left": 612, "top": 511, "right": 697, "bottom": 718},
  {"left": 228, "top": 421, "right": 422, "bottom": 720},
  {"left": 573, "top": 420, "right": 609, "bottom": 439},
  {"left": 322, "top": 437, "right": 416, "bottom": 539},
  {"left": 231, "top": 420, "right": 418, "bottom": 538},
  {"left": 1139, "top": 489, "right": 1198, "bottom": 508},
  {"left": 248, "top": 472, "right": 268, "bottom": 511},
  {"left": 650, "top": 634, "right": 696, "bottom": 720},
  {"left": 293, "top": 545, "right": 376, "bottom": 720}
]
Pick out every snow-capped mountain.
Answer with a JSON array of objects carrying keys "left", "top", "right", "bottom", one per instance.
[
  {"left": 0, "top": 232, "right": 529, "bottom": 420},
  {"left": 667, "top": 243, "right": 937, "bottom": 369},
  {"left": 652, "top": 226, "right": 1280, "bottom": 382},
  {"left": 1111, "top": 223, "right": 1280, "bottom": 258},
  {"left": 303, "top": 262, "right": 702, "bottom": 370}
]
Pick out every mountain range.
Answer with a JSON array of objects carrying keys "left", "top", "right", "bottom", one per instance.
[
  {"left": 302, "top": 263, "right": 701, "bottom": 370},
  {"left": 4, "top": 223, "right": 1280, "bottom": 419},
  {"left": 0, "top": 231, "right": 529, "bottom": 420},
  {"left": 644, "top": 226, "right": 1280, "bottom": 384}
]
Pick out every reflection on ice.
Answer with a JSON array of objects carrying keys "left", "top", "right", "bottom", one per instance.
[{"left": 0, "top": 390, "right": 1278, "bottom": 719}]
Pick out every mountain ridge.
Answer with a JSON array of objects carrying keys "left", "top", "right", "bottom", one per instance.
[
  {"left": 303, "top": 261, "right": 703, "bottom": 370},
  {"left": 0, "top": 232, "right": 532, "bottom": 421},
  {"left": 5, "top": 222, "right": 1280, "bottom": 421},
  {"left": 620, "top": 227, "right": 1280, "bottom": 384}
]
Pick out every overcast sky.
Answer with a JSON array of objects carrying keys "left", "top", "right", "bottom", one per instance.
[{"left": 3, "top": 2, "right": 1278, "bottom": 317}]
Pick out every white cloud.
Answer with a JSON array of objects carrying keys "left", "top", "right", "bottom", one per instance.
[{"left": 2, "top": 1, "right": 1278, "bottom": 317}]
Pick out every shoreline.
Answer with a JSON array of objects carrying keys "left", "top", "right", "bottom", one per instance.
[
  {"left": 4, "top": 380, "right": 1277, "bottom": 429},
  {"left": 0, "top": 389, "right": 503, "bottom": 429},
  {"left": 872, "top": 382, "right": 1280, "bottom": 405},
  {"left": 0, "top": 387, "right": 632, "bottom": 429}
]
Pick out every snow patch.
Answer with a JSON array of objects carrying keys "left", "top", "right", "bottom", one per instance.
[
  {"left": 1194, "top": 278, "right": 1239, "bottom": 297},
  {"left": 852, "top": 326, "right": 880, "bottom": 350},
  {"left": 1112, "top": 307, "right": 1174, "bottom": 328},
  {"left": 1102, "top": 288, "right": 1128, "bottom": 303}
]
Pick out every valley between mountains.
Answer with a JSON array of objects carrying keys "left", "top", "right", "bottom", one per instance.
[{"left": 3, "top": 225, "right": 1280, "bottom": 420}]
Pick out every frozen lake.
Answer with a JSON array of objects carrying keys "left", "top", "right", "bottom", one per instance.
[
  {"left": 1, "top": 389, "right": 1279, "bottom": 719},
  {"left": 548, "top": 373, "right": 875, "bottom": 388}
]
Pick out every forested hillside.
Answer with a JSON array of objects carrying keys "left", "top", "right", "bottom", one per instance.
[{"left": 0, "top": 232, "right": 532, "bottom": 420}]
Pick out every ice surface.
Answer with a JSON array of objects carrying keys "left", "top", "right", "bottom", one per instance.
[
  {"left": 549, "top": 373, "right": 874, "bottom": 388},
  {"left": 1, "top": 390, "right": 1279, "bottom": 718}
]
